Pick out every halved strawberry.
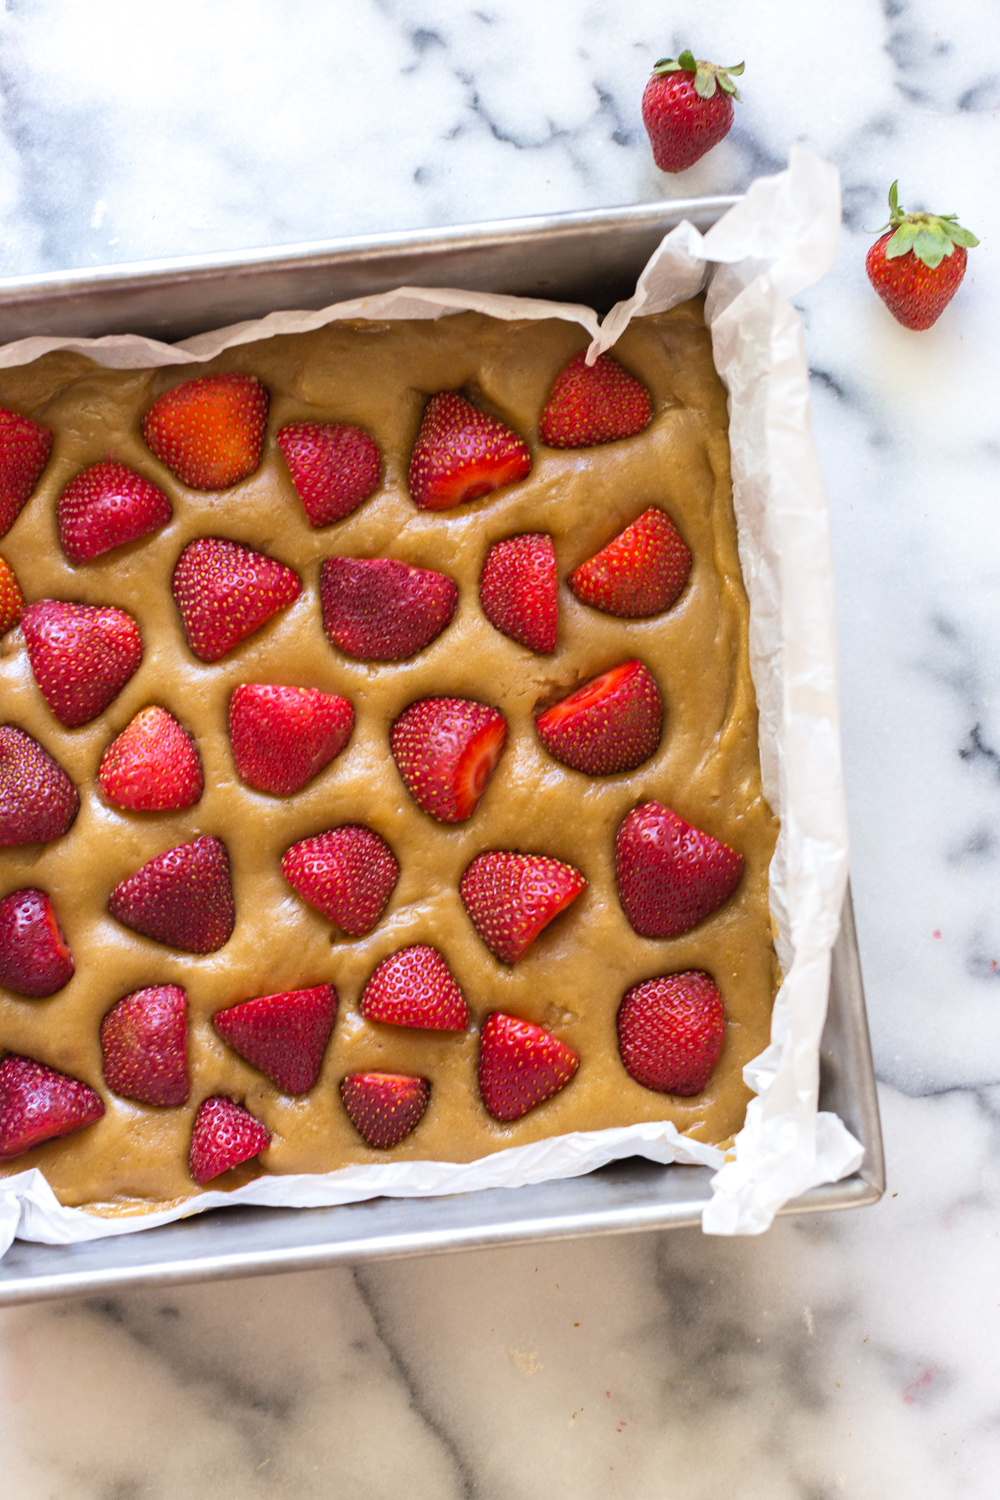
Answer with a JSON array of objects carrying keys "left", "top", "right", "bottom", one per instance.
[
  {"left": 408, "top": 392, "right": 531, "bottom": 511},
  {"left": 617, "top": 971, "right": 725, "bottom": 1095},
  {"left": 98, "top": 705, "right": 203, "bottom": 812},
  {"left": 340, "top": 1071, "right": 430, "bottom": 1149},
  {"left": 535, "top": 659, "right": 662, "bottom": 775},
  {"left": 281, "top": 825, "right": 399, "bottom": 937},
  {"left": 0, "top": 888, "right": 74, "bottom": 997},
  {"left": 459, "top": 852, "right": 587, "bottom": 965},
  {"left": 213, "top": 983, "right": 338, "bottom": 1095},
  {"left": 478, "top": 1012, "right": 579, "bottom": 1122},
  {"left": 142, "top": 374, "right": 269, "bottom": 490},
  {"left": 276, "top": 422, "right": 381, "bottom": 527},
  {"left": 172, "top": 536, "right": 301, "bottom": 663},
  {"left": 0, "top": 407, "right": 52, "bottom": 537},
  {"left": 0, "top": 555, "right": 23, "bottom": 634},
  {"left": 229, "top": 683, "right": 354, "bottom": 796},
  {"left": 479, "top": 533, "right": 557, "bottom": 653},
  {"left": 360, "top": 945, "right": 469, "bottom": 1030},
  {"left": 320, "top": 556, "right": 457, "bottom": 661},
  {"left": 100, "top": 984, "right": 189, "bottom": 1107},
  {"left": 108, "top": 836, "right": 235, "bottom": 953},
  {"left": 189, "top": 1095, "right": 270, "bottom": 1184},
  {"left": 615, "top": 802, "right": 743, "bottom": 939},
  {"left": 57, "top": 460, "right": 172, "bottom": 565},
  {"left": 0, "top": 1053, "right": 104, "bottom": 1158},
  {"left": 390, "top": 697, "right": 507, "bottom": 823},
  {"left": 21, "top": 600, "right": 143, "bottom": 728},
  {"left": 539, "top": 351, "right": 652, "bottom": 448},
  {"left": 569, "top": 508, "right": 691, "bottom": 619},
  {"left": 0, "top": 725, "right": 79, "bottom": 847}
]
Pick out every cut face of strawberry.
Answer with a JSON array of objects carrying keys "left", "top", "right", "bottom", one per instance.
[
  {"left": 56, "top": 460, "right": 172, "bottom": 565},
  {"left": 0, "top": 1053, "right": 104, "bottom": 1158},
  {"left": 390, "top": 697, "right": 507, "bottom": 823},
  {"left": 276, "top": 421, "right": 381, "bottom": 527},
  {"left": 320, "top": 556, "right": 458, "bottom": 662},
  {"left": 479, "top": 532, "right": 557, "bottom": 653},
  {"left": 213, "top": 984, "right": 338, "bottom": 1095},
  {"left": 142, "top": 374, "right": 269, "bottom": 490},
  {"left": 21, "top": 600, "right": 144, "bottom": 728},
  {"left": 460, "top": 851, "right": 587, "bottom": 965},
  {"left": 539, "top": 352, "right": 652, "bottom": 449},
  {"left": 0, "top": 725, "right": 79, "bottom": 847},
  {"left": 0, "top": 888, "right": 74, "bottom": 997},
  {"left": 189, "top": 1095, "right": 270, "bottom": 1184},
  {"left": 98, "top": 705, "right": 203, "bottom": 812},
  {"left": 408, "top": 392, "right": 531, "bottom": 511},
  {"left": 617, "top": 971, "right": 725, "bottom": 1095},
  {"left": 171, "top": 536, "right": 301, "bottom": 663},
  {"left": 341, "top": 1071, "right": 430, "bottom": 1149},
  {"left": 569, "top": 508, "right": 691, "bottom": 619},
  {"left": 360, "top": 945, "right": 469, "bottom": 1030},
  {"left": 229, "top": 683, "right": 354, "bottom": 796},
  {"left": 615, "top": 801, "right": 743, "bottom": 939},
  {"left": 100, "top": 985, "right": 189, "bottom": 1107},
  {"left": 0, "top": 407, "right": 53, "bottom": 538},
  {"left": 281, "top": 825, "right": 399, "bottom": 937},
  {"left": 535, "top": 659, "right": 662, "bottom": 776},
  {"left": 108, "top": 836, "right": 235, "bottom": 953},
  {"left": 0, "top": 555, "right": 24, "bottom": 634},
  {"left": 478, "top": 1012, "right": 579, "bottom": 1122}
]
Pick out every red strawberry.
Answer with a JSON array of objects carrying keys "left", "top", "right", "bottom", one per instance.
[
  {"left": 390, "top": 697, "right": 507, "bottom": 823},
  {"left": 0, "top": 725, "right": 79, "bottom": 846},
  {"left": 98, "top": 705, "right": 203, "bottom": 812},
  {"left": 0, "top": 1054, "right": 104, "bottom": 1158},
  {"left": 641, "top": 51, "right": 744, "bottom": 174},
  {"left": 617, "top": 971, "right": 724, "bottom": 1095},
  {"left": 408, "top": 392, "right": 531, "bottom": 510},
  {"left": 340, "top": 1071, "right": 429, "bottom": 1149},
  {"left": 0, "top": 407, "right": 52, "bottom": 538},
  {"left": 142, "top": 374, "right": 269, "bottom": 490},
  {"left": 213, "top": 983, "right": 338, "bottom": 1095},
  {"left": 276, "top": 422, "right": 381, "bottom": 527},
  {"left": 189, "top": 1095, "right": 270, "bottom": 1184},
  {"left": 866, "top": 181, "right": 979, "bottom": 331},
  {"left": 56, "top": 460, "right": 172, "bottom": 565},
  {"left": 569, "top": 508, "right": 691, "bottom": 618},
  {"left": 229, "top": 683, "right": 354, "bottom": 796},
  {"left": 479, "top": 533, "right": 557, "bottom": 653},
  {"left": 478, "top": 1012, "right": 579, "bottom": 1122},
  {"left": 615, "top": 802, "right": 743, "bottom": 939},
  {"left": 0, "top": 555, "right": 23, "bottom": 634},
  {"left": 460, "top": 852, "right": 587, "bottom": 965},
  {"left": 108, "top": 836, "right": 235, "bottom": 953},
  {"left": 0, "top": 888, "right": 74, "bottom": 997},
  {"left": 539, "top": 352, "right": 652, "bottom": 449},
  {"left": 282, "top": 825, "right": 399, "bottom": 937},
  {"left": 535, "top": 659, "right": 662, "bottom": 775},
  {"left": 100, "top": 985, "right": 189, "bottom": 1107},
  {"left": 21, "top": 600, "right": 143, "bottom": 728},
  {"left": 320, "top": 556, "right": 457, "bottom": 661},
  {"left": 360, "top": 945, "right": 469, "bottom": 1030},
  {"left": 172, "top": 536, "right": 301, "bottom": 663}
]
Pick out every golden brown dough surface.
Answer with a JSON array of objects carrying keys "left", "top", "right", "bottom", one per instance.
[{"left": 0, "top": 302, "right": 778, "bottom": 1212}]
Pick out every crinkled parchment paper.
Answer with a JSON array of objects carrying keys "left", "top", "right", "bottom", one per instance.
[{"left": 0, "top": 146, "right": 863, "bottom": 1254}]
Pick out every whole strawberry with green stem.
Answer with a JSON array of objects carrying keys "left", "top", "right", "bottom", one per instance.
[
  {"left": 642, "top": 51, "right": 744, "bottom": 173},
  {"left": 866, "top": 182, "right": 978, "bottom": 331}
]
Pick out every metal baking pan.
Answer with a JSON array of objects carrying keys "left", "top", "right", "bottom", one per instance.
[{"left": 0, "top": 201, "right": 884, "bottom": 1303}]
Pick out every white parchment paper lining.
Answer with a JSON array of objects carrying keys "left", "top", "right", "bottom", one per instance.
[{"left": 0, "top": 146, "right": 862, "bottom": 1254}]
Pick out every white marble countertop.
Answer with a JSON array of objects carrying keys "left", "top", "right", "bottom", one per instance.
[{"left": 1, "top": 2, "right": 998, "bottom": 1495}]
